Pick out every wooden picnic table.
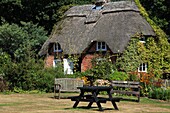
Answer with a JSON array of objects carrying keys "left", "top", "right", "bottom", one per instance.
[{"left": 68, "top": 86, "right": 122, "bottom": 111}]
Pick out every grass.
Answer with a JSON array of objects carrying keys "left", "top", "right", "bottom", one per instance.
[
  {"left": 141, "top": 97, "right": 170, "bottom": 109},
  {"left": 0, "top": 93, "right": 170, "bottom": 113}
]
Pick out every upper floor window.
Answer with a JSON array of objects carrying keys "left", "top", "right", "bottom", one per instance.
[
  {"left": 92, "top": 6, "right": 103, "bottom": 10},
  {"left": 96, "top": 42, "right": 107, "bottom": 51},
  {"left": 139, "top": 37, "right": 146, "bottom": 43},
  {"left": 53, "top": 43, "right": 62, "bottom": 52},
  {"left": 138, "top": 63, "right": 147, "bottom": 72}
]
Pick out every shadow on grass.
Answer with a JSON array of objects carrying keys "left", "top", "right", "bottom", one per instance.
[
  {"left": 49, "top": 96, "right": 70, "bottom": 99},
  {"left": 64, "top": 106, "right": 116, "bottom": 111}
]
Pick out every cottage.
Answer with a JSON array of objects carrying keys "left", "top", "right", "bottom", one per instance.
[{"left": 39, "top": 0, "right": 155, "bottom": 74}]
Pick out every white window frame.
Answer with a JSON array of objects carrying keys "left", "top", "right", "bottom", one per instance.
[
  {"left": 53, "top": 59, "right": 62, "bottom": 67},
  {"left": 138, "top": 63, "right": 147, "bottom": 72},
  {"left": 53, "top": 43, "right": 62, "bottom": 52},
  {"left": 96, "top": 42, "right": 107, "bottom": 51}
]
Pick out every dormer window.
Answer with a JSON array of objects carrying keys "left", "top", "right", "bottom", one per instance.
[
  {"left": 93, "top": 6, "right": 103, "bottom": 10},
  {"left": 53, "top": 43, "right": 62, "bottom": 52},
  {"left": 96, "top": 42, "right": 107, "bottom": 51},
  {"left": 139, "top": 37, "right": 146, "bottom": 43}
]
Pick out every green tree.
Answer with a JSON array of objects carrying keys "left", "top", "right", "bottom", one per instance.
[
  {"left": 140, "top": 0, "right": 170, "bottom": 37},
  {"left": 0, "top": 0, "right": 93, "bottom": 33},
  {"left": 0, "top": 49, "right": 11, "bottom": 74},
  {"left": 0, "top": 23, "right": 26, "bottom": 58},
  {"left": 0, "top": 22, "right": 48, "bottom": 60}
]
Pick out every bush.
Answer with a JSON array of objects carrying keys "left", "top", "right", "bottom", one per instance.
[
  {"left": 1, "top": 56, "right": 65, "bottom": 92},
  {"left": 148, "top": 87, "right": 170, "bottom": 101},
  {"left": 109, "top": 71, "right": 129, "bottom": 81},
  {"left": 0, "top": 76, "right": 7, "bottom": 92}
]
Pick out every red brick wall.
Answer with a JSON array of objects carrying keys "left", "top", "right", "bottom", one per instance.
[
  {"left": 81, "top": 54, "right": 96, "bottom": 72},
  {"left": 45, "top": 55, "right": 54, "bottom": 67}
]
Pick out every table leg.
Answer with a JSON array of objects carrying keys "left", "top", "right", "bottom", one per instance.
[
  {"left": 93, "top": 92, "right": 103, "bottom": 111},
  {"left": 107, "top": 90, "right": 119, "bottom": 110},
  {"left": 87, "top": 102, "right": 93, "bottom": 108},
  {"left": 96, "top": 101, "right": 103, "bottom": 111},
  {"left": 73, "top": 101, "right": 80, "bottom": 108},
  {"left": 73, "top": 90, "right": 84, "bottom": 108},
  {"left": 111, "top": 101, "right": 118, "bottom": 110}
]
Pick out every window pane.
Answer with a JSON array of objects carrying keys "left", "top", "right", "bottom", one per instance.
[
  {"left": 102, "top": 42, "right": 105, "bottom": 49},
  {"left": 57, "top": 43, "right": 61, "bottom": 50},
  {"left": 143, "top": 63, "right": 145, "bottom": 71},
  {"left": 98, "top": 42, "right": 101, "bottom": 49},
  {"left": 139, "top": 65, "right": 142, "bottom": 71},
  {"left": 54, "top": 43, "right": 62, "bottom": 52}
]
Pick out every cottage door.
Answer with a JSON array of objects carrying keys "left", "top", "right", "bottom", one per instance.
[{"left": 63, "top": 59, "right": 74, "bottom": 74}]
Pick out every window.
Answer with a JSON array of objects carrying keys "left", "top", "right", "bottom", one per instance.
[
  {"left": 53, "top": 43, "right": 62, "bottom": 52},
  {"left": 96, "top": 42, "right": 107, "bottom": 51},
  {"left": 92, "top": 6, "right": 103, "bottom": 10},
  {"left": 139, "top": 37, "right": 146, "bottom": 43},
  {"left": 95, "top": 58, "right": 106, "bottom": 64},
  {"left": 53, "top": 59, "right": 62, "bottom": 67},
  {"left": 138, "top": 63, "right": 147, "bottom": 72}
]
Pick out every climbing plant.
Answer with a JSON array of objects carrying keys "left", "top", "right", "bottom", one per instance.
[{"left": 135, "top": 0, "right": 170, "bottom": 76}]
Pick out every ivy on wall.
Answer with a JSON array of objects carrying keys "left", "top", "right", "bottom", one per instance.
[{"left": 116, "top": 1, "right": 170, "bottom": 77}]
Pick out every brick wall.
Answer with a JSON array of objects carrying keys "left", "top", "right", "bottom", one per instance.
[
  {"left": 81, "top": 54, "right": 96, "bottom": 72},
  {"left": 45, "top": 55, "right": 54, "bottom": 67}
]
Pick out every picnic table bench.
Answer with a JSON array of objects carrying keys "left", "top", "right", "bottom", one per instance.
[
  {"left": 110, "top": 80, "right": 140, "bottom": 102},
  {"left": 68, "top": 86, "right": 122, "bottom": 111},
  {"left": 54, "top": 78, "right": 84, "bottom": 99}
]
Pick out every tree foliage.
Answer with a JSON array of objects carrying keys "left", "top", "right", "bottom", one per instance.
[
  {"left": 135, "top": 0, "right": 170, "bottom": 76},
  {"left": 116, "top": 36, "right": 170, "bottom": 77},
  {"left": 0, "top": 22, "right": 48, "bottom": 60},
  {"left": 140, "top": 0, "right": 170, "bottom": 37},
  {"left": 89, "top": 53, "right": 116, "bottom": 80},
  {"left": 116, "top": 38, "right": 142, "bottom": 72},
  {"left": 0, "top": 0, "right": 93, "bottom": 33}
]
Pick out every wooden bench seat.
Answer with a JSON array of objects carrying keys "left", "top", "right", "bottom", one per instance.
[
  {"left": 68, "top": 96, "right": 122, "bottom": 103},
  {"left": 54, "top": 78, "right": 84, "bottom": 99},
  {"left": 110, "top": 80, "right": 140, "bottom": 102},
  {"left": 98, "top": 97, "right": 122, "bottom": 102}
]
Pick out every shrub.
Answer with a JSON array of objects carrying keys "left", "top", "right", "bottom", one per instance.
[
  {"left": 0, "top": 76, "right": 7, "bottom": 92},
  {"left": 128, "top": 72, "right": 140, "bottom": 81},
  {"left": 148, "top": 87, "right": 170, "bottom": 101},
  {"left": 109, "top": 71, "right": 129, "bottom": 81},
  {"left": 2, "top": 57, "right": 65, "bottom": 92}
]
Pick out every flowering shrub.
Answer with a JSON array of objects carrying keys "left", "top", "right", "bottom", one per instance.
[
  {"left": 128, "top": 72, "right": 155, "bottom": 96},
  {"left": 81, "top": 76, "right": 90, "bottom": 85}
]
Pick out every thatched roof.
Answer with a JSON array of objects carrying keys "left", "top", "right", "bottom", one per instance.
[{"left": 39, "top": 1, "right": 155, "bottom": 56}]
